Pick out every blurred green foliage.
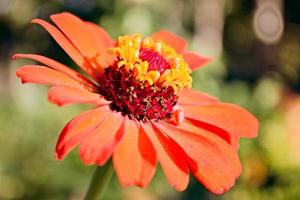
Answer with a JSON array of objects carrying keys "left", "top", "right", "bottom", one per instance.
[{"left": 1, "top": 0, "right": 300, "bottom": 199}]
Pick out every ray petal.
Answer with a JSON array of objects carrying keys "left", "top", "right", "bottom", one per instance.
[
  {"left": 155, "top": 122, "right": 242, "bottom": 195},
  {"left": 12, "top": 54, "right": 98, "bottom": 91},
  {"left": 56, "top": 106, "right": 111, "bottom": 160},
  {"left": 141, "top": 123, "right": 189, "bottom": 191},
  {"left": 178, "top": 89, "right": 219, "bottom": 106},
  {"left": 31, "top": 19, "right": 85, "bottom": 70},
  {"left": 183, "top": 52, "right": 211, "bottom": 71},
  {"left": 16, "top": 65, "right": 86, "bottom": 90},
  {"left": 50, "top": 12, "right": 99, "bottom": 59},
  {"left": 84, "top": 22, "right": 116, "bottom": 68},
  {"left": 48, "top": 86, "right": 109, "bottom": 106},
  {"left": 113, "top": 119, "right": 157, "bottom": 187},
  {"left": 84, "top": 21, "right": 115, "bottom": 50},
  {"left": 79, "top": 113, "right": 125, "bottom": 166},
  {"left": 50, "top": 12, "right": 112, "bottom": 78},
  {"left": 152, "top": 30, "right": 187, "bottom": 53},
  {"left": 183, "top": 103, "right": 259, "bottom": 138}
]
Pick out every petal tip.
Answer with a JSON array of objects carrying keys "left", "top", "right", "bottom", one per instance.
[
  {"left": 11, "top": 54, "right": 17, "bottom": 61},
  {"left": 49, "top": 12, "right": 78, "bottom": 23},
  {"left": 48, "top": 93, "right": 63, "bottom": 107},
  {"left": 15, "top": 68, "right": 27, "bottom": 83},
  {"left": 201, "top": 56, "right": 212, "bottom": 65},
  {"left": 172, "top": 182, "right": 188, "bottom": 192},
  {"left": 214, "top": 187, "right": 228, "bottom": 195},
  {"left": 183, "top": 52, "right": 212, "bottom": 71},
  {"left": 31, "top": 18, "right": 42, "bottom": 24},
  {"left": 55, "top": 145, "right": 68, "bottom": 160},
  {"left": 55, "top": 152, "right": 64, "bottom": 160},
  {"left": 134, "top": 181, "right": 147, "bottom": 188}
]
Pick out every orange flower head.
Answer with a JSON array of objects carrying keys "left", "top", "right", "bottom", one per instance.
[{"left": 13, "top": 12, "right": 259, "bottom": 194}]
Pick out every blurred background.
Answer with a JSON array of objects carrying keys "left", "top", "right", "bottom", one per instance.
[{"left": 1, "top": 0, "right": 300, "bottom": 199}]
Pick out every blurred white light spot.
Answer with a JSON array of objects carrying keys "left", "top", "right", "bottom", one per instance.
[{"left": 253, "top": 2, "right": 283, "bottom": 44}]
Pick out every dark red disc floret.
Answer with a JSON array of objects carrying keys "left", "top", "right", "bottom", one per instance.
[{"left": 98, "top": 66, "right": 178, "bottom": 122}]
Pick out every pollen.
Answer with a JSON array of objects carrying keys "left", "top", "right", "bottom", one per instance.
[{"left": 110, "top": 34, "right": 192, "bottom": 91}]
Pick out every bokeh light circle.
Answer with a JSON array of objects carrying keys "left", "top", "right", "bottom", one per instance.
[{"left": 253, "top": 2, "right": 284, "bottom": 44}]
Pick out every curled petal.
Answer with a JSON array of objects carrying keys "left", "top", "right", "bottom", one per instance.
[
  {"left": 141, "top": 123, "right": 189, "bottom": 191},
  {"left": 178, "top": 89, "right": 219, "bottom": 106},
  {"left": 12, "top": 53, "right": 98, "bottom": 91},
  {"left": 56, "top": 106, "right": 111, "bottom": 160},
  {"left": 79, "top": 113, "right": 125, "bottom": 166},
  {"left": 183, "top": 52, "right": 211, "bottom": 71},
  {"left": 155, "top": 122, "right": 242, "bottom": 195},
  {"left": 113, "top": 119, "right": 157, "bottom": 187},
  {"left": 152, "top": 30, "right": 187, "bottom": 53},
  {"left": 183, "top": 103, "right": 259, "bottom": 138},
  {"left": 16, "top": 65, "right": 86, "bottom": 90},
  {"left": 48, "top": 86, "right": 109, "bottom": 106}
]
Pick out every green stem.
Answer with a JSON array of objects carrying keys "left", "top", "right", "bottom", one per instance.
[{"left": 84, "top": 159, "right": 114, "bottom": 200}]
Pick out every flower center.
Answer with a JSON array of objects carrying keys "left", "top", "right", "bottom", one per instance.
[
  {"left": 98, "top": 66, "right": 178, "bottom": 122},
  {"left": 139, "top": 48, "right": 170, "bottom": 73},
  {"left": 100, "top": 33, "right": 192, "bottom": 121}
]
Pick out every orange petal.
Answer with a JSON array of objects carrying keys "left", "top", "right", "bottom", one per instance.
[
  {"left": 48, "top": 86, "right": 109, "bottom": 107},
  {"left": 141, "top": 123, "right": 189, "bottom": 191},
  {"left": 16, "top": 65, "right": 86, "bottom": 90},
  {"left": 179, "top": 118, "right": 240, "bottom": 150},
  {"left": 178, "top": 89, "right": 219, "bottom": 106},
  {"left": 151, "top": 30, "right": 187, "bottom": 53},
  {"left": 178, "top": 118, "right": 231, "bottom": 144},
  {"left": 50, "top": 12, "right": 111, "bottom": 79},
  {"left": 50, "top": 12, "right": 99, "bottom": 59},
  {"left": 113, "top": 119, "right": 157, "bottom": 187},
  {"left": 31, "top": 19, "right": 86, "bottom": 70},
  {"left": 183, "top": 103, "right": 259, "bottom": 138},
  {"left": 56, "top": 106, "right": 111, "bottom": 160},
  {"left": 155, "top": 122, "right": 242, "bottom": 195},
  {"left": 84, "top": 21, "right": 115, "bottom": 50},
  {"left": 183, "top": 52, "right": 211, "bottom": 71},
  {"left": 79, "top": 113, "right": 125, "bottom": 166},
  {"left": 12, "top": 54, "right": 98, "bottom": 91},
  {"left": 84, "top": 22, "right": 116, "bottom": 68}
]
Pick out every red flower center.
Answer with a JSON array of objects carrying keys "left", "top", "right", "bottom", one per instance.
[
  {"left": 98, "top": 66, "right": 178, "bottom": 122},
  {"left": 139, "top": 48, "right": 170, "bottom": 73}
]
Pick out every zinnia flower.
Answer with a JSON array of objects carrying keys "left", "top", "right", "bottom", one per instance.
[{"left": 13, "top": 12, "right": 258, "bottom": 194}]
